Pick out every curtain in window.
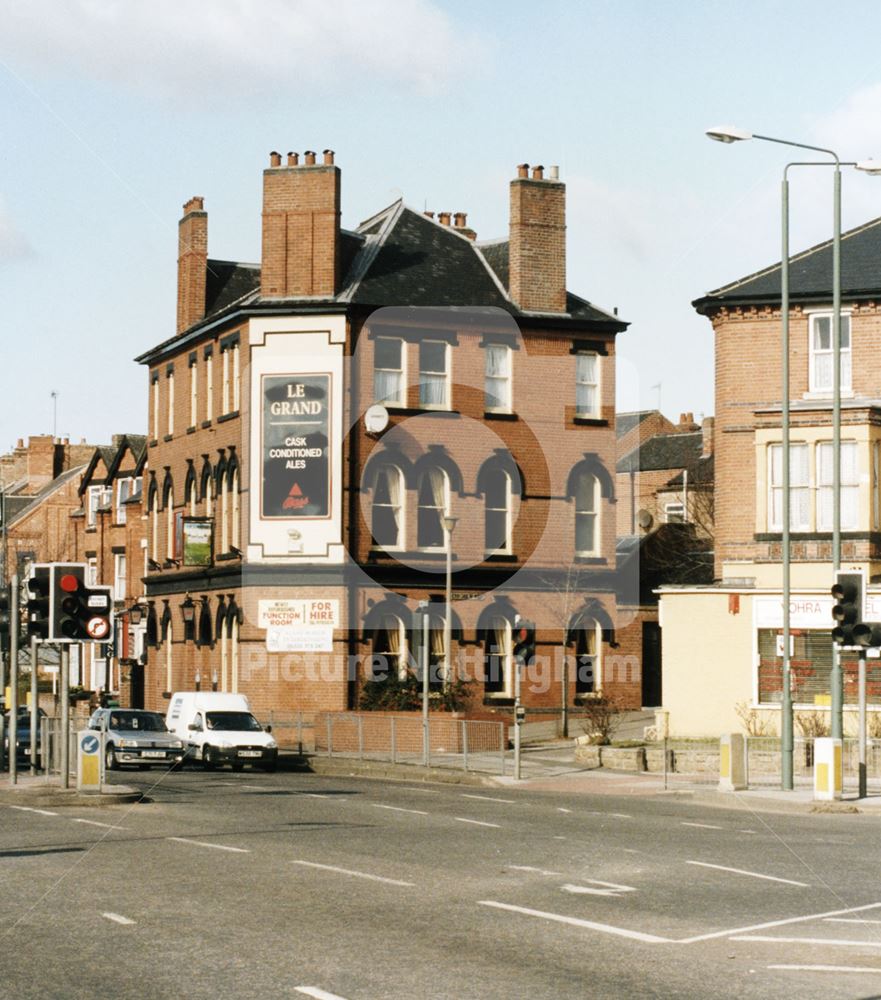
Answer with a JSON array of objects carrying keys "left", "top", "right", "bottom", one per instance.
[
  {"left": 419, "top": 341, "right": 447, "bottom": 407},
  {"left": 575, "top": 472, "right": 598, "bottom": 554},
  {"left": 372, "top": 466, "right": 403, "bottom": 547},
  {"left": 769, "top": 443, "right": 809, "bottom": 531},
  {"left": 417, "top": 468, "right": 447, "bottom": 548},
  {"left": 485, "top": 469, "right": 510, "bottom": 552},
  {"left": 485, "top": 345, "right": 510, "bottom": 409},
  {"left": 429, "top": 617, "right": 445, "bottom": 686},
  {"left": 374, "top": 338, "right": 403, "bottom": 404},
  {"left": 484, "top": 616, "right": 510, "bottom": 693},
  {"left": 818, "top": 441, "right": 858, "bottom": 531},
  {"left": 372, "top": 614, "right": 403, "bottom": 680},
  {"left": 576, "top": 353, "right": 598, "bottom": 415}
]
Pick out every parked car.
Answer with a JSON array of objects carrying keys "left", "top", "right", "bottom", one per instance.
[
  {"left": 165, "top": 692, "right": 278, "bottom": 772},
  {"left": 2, "top": 708, "right": 46, "bottom": 766},
  {"left": 88, "top": 709, "right": 186, "bottom": 770}
]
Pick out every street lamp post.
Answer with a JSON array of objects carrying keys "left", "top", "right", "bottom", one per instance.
[
  {"left": 707, "top": 127, "right": 881, "bottom": 786},
  {"left": 442, "top": 516, "right": 459, "bottom": 687}
]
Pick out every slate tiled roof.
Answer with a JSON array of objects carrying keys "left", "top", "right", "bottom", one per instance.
[
  {"left": 694, "top": 216, "right": 881, "bottom": 314},
  {"left": 663, "top": 453, "right": 714, "bottom": 488},
  {"left": 615, "top": 411, "right": 654, "bottom": 439},
  {"left": 138, "top": 199, "right": 628, "bottom": 363},
  {"left": 617, "top": 431, "right": 703, "bottom": 473}
]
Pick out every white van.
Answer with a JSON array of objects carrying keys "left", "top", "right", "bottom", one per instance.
[{"left": 166, "top": 692, "right": 278, "bottom": 772}]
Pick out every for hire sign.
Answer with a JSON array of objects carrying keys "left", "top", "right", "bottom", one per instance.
[{"left": 261, "top": 374, "right": 331, "bottom": 519}]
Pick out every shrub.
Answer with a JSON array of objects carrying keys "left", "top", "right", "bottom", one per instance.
[
  {"left": 573, "top": 692, "right": 624, "bottom": 745},
  {"left": 358, "top": 671, "right": 473, "bottom": 713},
  {"left": 734, "top": 701, "right": 776, "bottom": 737}
]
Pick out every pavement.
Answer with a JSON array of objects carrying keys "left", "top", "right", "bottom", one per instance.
[{"left": 3, "top": 765, "right": 881, "bottom": 999}]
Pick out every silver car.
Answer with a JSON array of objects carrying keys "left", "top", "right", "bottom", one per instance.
[{"left": 88, "top": 709, "right": 186, "bottom": 770}]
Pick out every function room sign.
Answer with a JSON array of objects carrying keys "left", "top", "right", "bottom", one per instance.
[{"left": 262, "top": 374, "right": 330, "bottom": 518}]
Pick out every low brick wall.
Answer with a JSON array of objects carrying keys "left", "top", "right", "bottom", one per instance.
[
  {"left": 575, "top": 741, "right": 720, "bottom": 776},
  {"left": 314, "top": 711, "right": 508, "bottom": 756}
]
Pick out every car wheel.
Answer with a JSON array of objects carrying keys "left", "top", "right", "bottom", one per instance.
[
  {"left": 231, "top": 763, "right": 245, "bottom": 772},
  {"left": 202, "top": 745, "right": 217, "bottom": 770},
  {"left": 105, "top": 745, "right": 118, "bottom": 771}
]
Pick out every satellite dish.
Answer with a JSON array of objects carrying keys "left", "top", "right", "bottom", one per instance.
[
  {"left": 637, "top": 509, "right": 654, "bottom": 530},
  {"left": 364, "top": 404, "right": 389, "bottom": 435}
]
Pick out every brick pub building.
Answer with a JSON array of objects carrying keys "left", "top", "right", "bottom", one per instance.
[{"left": 135, "top": 151, "right": 630, "bottom": 724}]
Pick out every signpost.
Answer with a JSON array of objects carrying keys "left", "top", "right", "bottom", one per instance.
[{"left": 77, "top": 728, "right": 104, "bottom": 792}]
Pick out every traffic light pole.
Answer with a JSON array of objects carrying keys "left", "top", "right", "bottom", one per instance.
[
  {"left": 858, "top": 649, "right": 868, "bottom": 799},
  {"left": 514, "top": 656, "right": 522, "bottom": 781},
  {"left": 9, "top": 573, "right": 18, "bottom": 786},
  {"left": 30, "top": 635, "right": 38, "bottom": 776},
  {"left": 60, "top": 644, "right": 70, "bottom": 789}
]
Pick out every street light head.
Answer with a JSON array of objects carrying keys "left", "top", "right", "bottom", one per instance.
[
  {"left": 442, "top": 515, "right": 459, "bottom": 533},
  {"left": 706, "top": 125, "right": 753, "bottom": 144},
  {"left": 856, "top": 159, "right": 881, "bottom": 175}
]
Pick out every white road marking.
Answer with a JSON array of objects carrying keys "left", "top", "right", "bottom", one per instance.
[
  {"left": 561, "top": 884, "right": 623, "bottom": 897},
  {"left": 478, "top": 900, "right": 670, "bottom": 944},
  {"left": 102, "top": 912, "right": 135, "bottom": 926},
  {"left": 678, "top": 902, "right": 881, "bottom": 945},
  {"left": 681, "top": 822, "right": 723, "bottom": 830},
  {"left": 508, "top": 865, "right": 562, "bottom": 877},
  {"left": 686, "top": 861, "right": 809, "bottom": 887},
  {"left": 768, "top": 965, "right": 881, "bottom": 974},
  {"left": 826, "top": 918, "right": 881, "bottom": 925},
  {"left": 166, "top": 837, "right": 249, "bottom": 853},
  {"left": 461, "top": 794, "right": 515, "bottom": 804},
  {"left": 291, "top": 859, "right": 414, "bottom": 887},
  {"left": 72, "top": 819, "right": 128, "bottom": 830},
  {"left": 577, "top": 878, "right": 637, "bottom": 892},
  {"left": 454, "top": 817, "right": 501, "bottom": 828},
  {"left": 554, "top": 836, "right": 566, "bottom": 840},
  {"left": 9, "top": 805, "right": 58, "bottom": 816},
  {"left": 733, "top": 935, "right": 881, "bottom": 948},
  {"left": 558, "top": 807, "right": 573, "bottom": 813},
  {"left": 738, "top": 829, "right": 757, "bottom": 835},
  {"left": 372, "top": 803, "right": 429, "bottom": 816},
  {"left": 609, "top": 813, "right": 632, "bottom": 820},
  {"left": 295, "top": 987, "right": 350, "bottom": 1000},
  {"left": 306, "top": 794, "right": 347, "bottom": 801}
]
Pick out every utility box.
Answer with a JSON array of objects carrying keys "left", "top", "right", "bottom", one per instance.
[
  {"left": 718, "top": 732, "right": 746, "bottom": 791},
  {"left": 813, "top": 737, "right": 843, "bottom": 801},
  {"left": 76, "top": 729, "right": 105, "bottom": 792}
]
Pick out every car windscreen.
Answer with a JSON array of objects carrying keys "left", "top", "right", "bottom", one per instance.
[
  {"left": 205, "top": 712, "right": 262, "bottom": 732},
  {"left": 108, "top": 712, "right": 168, "bottom": 732}
]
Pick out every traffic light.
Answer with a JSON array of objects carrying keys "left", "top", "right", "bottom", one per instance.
[
  {"left": 832, "top": 570, "right": 867, "bottom": 647},
  {"left": 25, "top": 567, "right": 51, "bottom": 639},
  {"left": 52, "top": 565, "right": 112, "bottom": 642},
  {"left": 513, "top": 618, "right": 536, "bottom": 666},
  {"left": 0, "top": 585, "right": 9, "bottom": 652}
]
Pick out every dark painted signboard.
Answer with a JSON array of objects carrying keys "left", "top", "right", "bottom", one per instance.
[{"left": 261, "top": 373, "right": 330, "bottom": 518}]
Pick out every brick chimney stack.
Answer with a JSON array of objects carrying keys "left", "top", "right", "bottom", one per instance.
[
  {"left": 702, "top": 416, "right": 715, "bottom": 457},
  {"left": 261, "top": 148, "right": 341, "bottom": 298},
  {"left": 26, "top": 435, "right": 59, "bottom": 490},
  {"left": 509, "top": 162, "right": 566, "bottom": 313},
  {"left": 177, "top": 196, "right": 208, "bottom": 334}
]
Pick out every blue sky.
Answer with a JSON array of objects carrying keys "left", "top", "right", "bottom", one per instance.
[{"left": 3, "top": 0, "right": 881, "bottom": 450}]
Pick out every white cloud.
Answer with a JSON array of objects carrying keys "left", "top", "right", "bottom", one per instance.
[
  {"left": 0, "top": 0, "right": 483, "bottom": 99},
  {"left": 0, "top": 198, "right": 31, "bottom": 265}
]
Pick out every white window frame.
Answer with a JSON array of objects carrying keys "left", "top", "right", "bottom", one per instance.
[
  {"left": 113, "top": 553, "right": 127, "bottom": 602},
  {"left": 232, "top": 343, "right": 240, "bottom": 412},
  {"left": 874, "top": 440, "right": 880, "bottom": 532},
  {"left": 817, "top": 440, "right": 859, "bottom": 532},
  {"left": 205, "top": 353, "right": 214, "bottom": 423},
  {"left": 574, "top": 471, "right": 600, "bottom": 556},
  {"left": 221, "top": 346, "right": 231, "bottom": 416},
  {"left": 484, "top": 468, "right": 512, "bottom": 554},
  {"left": 417, "top": 467, "right": 450, "bottom": 551},
  {"left": 484, "top": 344, "right": 512, "bottom": 413},
  {"left": 231, "top": 469, "right": 240, "bottom": 551},
  {"left": 484, "top": 617, "right": 513, "bottom": 698},
  {"left": 167, "top": 370, "right": 175, "bottom": 436},
  {"left": 664, "top": 501, "right": 685, "bottom": 524},
  {"left": 808, "top": 311, "right": 852, "bottom": 394},
  {"left": 86, "top": 485, "right": 102, "bottom": 528},
  {"left": 768, "top": 443, "right": 810, "bottom": 532},
  {"left": 418, "top": 340, "right": 450, "bottom": 410},
  {"left": 575, "top": 352, "right": 600, "bottom": 418},
  {"left": 189, "top": 357, "right": 198, "bottom": 428},
  {"left": 374, "top": 336, "right": 406, "bottom": 408},
  {"left": 371, "top": 465, "right": 405, "bottom": 550},
  {"left": 86, "top": 556, "right": 98, "bottom": 587},
  {"left": 151, "top": 376, "right": 159, "bottom": 440}
]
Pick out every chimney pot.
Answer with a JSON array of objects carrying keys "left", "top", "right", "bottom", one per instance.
[
  {"left": 183, "top": 196, "right": 204, "bottom": 214},
  {"left": 517, "top": 163, "right": 529, "bottom": 178},
  {"left": 438, "top": 211, "right": 451, "bottom": 226},
  {"left": 269, "top": 151, "right": 281, "bottom": 167},
  {"left": 548, "top": 165, "right": 559, "bottom": 180},
  {"left": 304, "top": 150, "right": 317, "bottom": 165},
  {"left": 453, "top": 212, "right": 467, "bottom": 228},
  {"left": 531, "top": 165, "right": 544, "bottom": 180},
  {"left": 323, "top": 149, "right": 335, "bottom": 165},
  {"left": 287, "top": 151, "right": 299, "bottom": 166},
  {"left": 423, "top": 211, "right": 435, "bottom": 219}
]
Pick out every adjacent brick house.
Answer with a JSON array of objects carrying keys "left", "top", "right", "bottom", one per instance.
[
  {"left": 134, "top": 152, "right": 631, "bottom": 725},
  {"left": 661, "top": 216, "right": 881, "bottom": 735}
]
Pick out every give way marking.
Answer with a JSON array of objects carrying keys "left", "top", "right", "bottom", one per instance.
[{"left": 562, "top": 879, "right": 637, "bottom": 897}]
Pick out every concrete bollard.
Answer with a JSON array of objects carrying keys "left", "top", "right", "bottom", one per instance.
[
  {"left": 718, "top": 732, "right": 746, "bottom": 791},
  {"left": 813, "top": 737, "right": 843, "bottom": 801}
]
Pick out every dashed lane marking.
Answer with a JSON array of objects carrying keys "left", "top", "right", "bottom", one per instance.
[
  {"left": 102, "top": 912, "right": 135, "bottom": 925},
  {"left": 290, "top": 859, "right": 414, "bottom": 887},
  {"left": 558, "top": 808, "right": 573, "bottom": 813},
  {"left": 72, "top": 819, "right": 128, "bottom": 830},
  {"left": 686, "top": 861, "right": 809, "bottom": 887},
  {"left": 461, "top": 794, "right": 515, "bottom": 804},
  {"left": 454, "top": 817, "right": 501, "bottom": 828},
  {"left": 677, "top": 903, "right": 881, "bottom": 945},
  {"left": 372, "top": 804, "right": 429, "bottom": 816},
  {"left": 733, "top": 935, "right": 881, "bottom": 948},
  {"left": 295, "top": 988, "right": 350, "bottom": 999},
  {"left": 825, "top": 918, "right": 881, "bottom": 925},
  {"left": 508, "top": 865, "right": 562, "bottom": 877},
  {"left": 564, "top": 879, "right": 637, "bottom": 893},
  {"left": 306, "top": 794, "right": 348, "bottom": 801},
  {"left": 768, "top": 965, "right": 881, "bottom": 974},
  {"left": 166, "top": 837, "right": 249, "bottom": 853},
  {"left": 680, "top": 822, "right": 723, "bottom": 830},
  {"left": 8, "top": 806, "right": 58, "bottom": 817}
]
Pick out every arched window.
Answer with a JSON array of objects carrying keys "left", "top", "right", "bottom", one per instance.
[
  {"left": 370, "top": 613, "right": 407, "bottom": 680},
  {"left": 162, "top": 473, "right": 175, "bottom": 561},
  {"left": 200, "top": 459, "right": 214, "bottom": 517},
  {"left": 573, "top": 623, "right": 597, "bottom": 694},
  {"left": 228, "top": 455, "right": 240, "bottom": 552},
  {"left": 372, "top": 465, "right": 404, "bottom": 549},
  {"left": 483, "top": 615, "right": 512, "bottom": 696},
  {"left": 484, "top": 468, "right": 512, "bottom": 553},
  {"left": 185, "top": 462, "right": 197, "bottom": 516},
  {"left": 417, "top": 467, "right": 448, "bottom": 549},
  {"left": 574, "top": 470, "right": 599, "bottom": 556},
  {"left": 147, "top": 476, "right": 159, "bottom": 563}
]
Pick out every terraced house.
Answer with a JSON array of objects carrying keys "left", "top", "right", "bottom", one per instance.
[{"left": 134, "top": 151, "right": 630, "bottom": 728}]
